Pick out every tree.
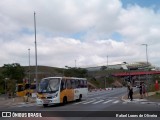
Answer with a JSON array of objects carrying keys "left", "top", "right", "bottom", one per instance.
[
  {"left": 64, "top": 67, "right": 87, "bottom": 77},
  {"left": 2, "top": 63, "right": 25, "bottom": 83},
  {"left": 7, "top": 79, "right": 16, "bottom": 97},
  {"left": 100, "top": 66, "right": 107, "bottom": 71},
  {"left": 0, "top": 74, "right": 5, "bottom": 94}
]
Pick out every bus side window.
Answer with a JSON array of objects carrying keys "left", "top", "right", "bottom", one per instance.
[
  {"left": 60, "top": 79, "right": 66, "bottom": 91},
  {"left": 77, "top": 80, "right": 81, "bottom": 88},
  {"left": 71, "top": 79, "right": 76, "bottom": 89},
  {"left": 84, "top": 81, "right": 87, "bottom": 88},
  {"left": 80, "top": 80, "right": 84, "bottom": 88},
  {"left": 66, "top": 79, "right": 72, "bottom": 89},
  {"left": 75, "top": 80, "right": 79, "bottom": 88},
  {"left": 18, "top": 85, "right": 24, "bottom": 92},
  {"left": 30, "top": 84, "right": 36, "bottom": 89},
  {"left": 25, "top": 84, "right": 30, "bottom": 89}
]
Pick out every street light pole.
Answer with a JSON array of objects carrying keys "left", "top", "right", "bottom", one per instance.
[
  {"left": 5, "top": 78, "right": 8, "bottom": 99},
  {"left": 5, "top": 79, "right": 6, "bottom": 98},
  {"left": 75, "top": 60, "right": 76, "bottom": 68},
  {"left": 28, "top": 48, "right": 31, "bottom": 84},
  {"left": 34, "top": 12, "right": 38, "bottom": 92},
  {"left": 107, "top": 55, "right": 108, "bottom": 67},
  {"left": 142, "top": 44, "right": 149, "bottom": 96},
  {"left": 123, "top": 62, "right": 131, "bottom": 83},
  {"left": 105, "top": 55, "right": 108, "bottom": 89},
  {"left": 142, "top": 44, "right": 148, "bottom": 65}
]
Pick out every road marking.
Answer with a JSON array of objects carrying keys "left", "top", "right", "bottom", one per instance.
[
  {"left": 12, "top": 103, "right": 37, "bottom": 108},
  {"left": 103, "top": 99, "right": 113, "bottom": 104},
  {"left": 73, "top": 101, "right": 87, "bottom": 105},
  {"left": 92, "top": 100, "right": 104, "bottom": 104},
  {"left": 112, "top": 100, "right": 119, "bottom": 104},
  {"left": 122, "top": 102, "right": 128, "bottom": 104},
  {"left": 82, "top": 100, "right": 96, "bottom": 104}
]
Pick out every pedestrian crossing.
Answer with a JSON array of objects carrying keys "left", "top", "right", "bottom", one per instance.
[
  {"left": 11, "top": 98, "right": 121, "bottom": 108},
  {"left": 11, "top": 103, "right": 38, "bottom": 108},
  {"left": 72, "top": 98, "right": 121, "bottom": 105},
  {"left": 10, "top": 97, "right": 156, "bottom": 108}
]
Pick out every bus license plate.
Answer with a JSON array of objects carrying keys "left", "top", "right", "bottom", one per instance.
[{"left": 43, "top": 100, "right": 49, "bottom": 104}]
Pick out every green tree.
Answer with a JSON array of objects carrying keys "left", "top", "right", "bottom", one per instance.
[
  {"left": 0, "top": 74, "right": 5, "bottom": 94},
  {"left": 2, "top": 63, "right": 25, "bottom": 97},
  {"left": 2, "top": 63, "right": 25, "bottom": 83},
  {"left": 7, "top": 79, "right": 16, "bottom": 97},
  {"left": 64, "top": 67, "right": 87, "bottom": 78}
]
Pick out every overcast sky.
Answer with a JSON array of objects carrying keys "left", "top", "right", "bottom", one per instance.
[{"left": 1, "top": 0, "right": 160, "bottom": 68}]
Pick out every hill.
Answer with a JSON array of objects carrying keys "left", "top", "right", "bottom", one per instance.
[{"left": 0, "top": 65, "right": 126, "bottom": 89}]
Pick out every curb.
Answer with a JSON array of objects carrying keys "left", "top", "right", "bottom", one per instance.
[{"left": 121, "top": 95, "right": 160, "bottom": 106}]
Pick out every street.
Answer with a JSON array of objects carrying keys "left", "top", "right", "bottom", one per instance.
[{"left": 0, "top": 87, "right": 160, "bottom": 120}]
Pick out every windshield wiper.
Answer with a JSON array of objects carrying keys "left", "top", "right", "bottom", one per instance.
[
  {"left": 48, "top": 83, "right": 58, "bottom": 93},
  {"left": 49, "top": 90, "right": 58, "bottom": 93}
]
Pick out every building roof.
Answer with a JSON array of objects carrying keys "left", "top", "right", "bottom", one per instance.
[{"left": 113, "top": 71, "right": 160, "bottom": 77}]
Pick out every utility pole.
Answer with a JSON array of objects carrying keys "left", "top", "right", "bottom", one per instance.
[
  {"left": 142, "top": 44, "right": 148, "bottom": 65},
  {"left": 75, "top": 60, "right": 76, "bottom": 68},
  {"left": 142, "top": 44, "right": 149, "bottom": 96},
  {"left": 28, "top": 48, "right": 31, "bottom": 84},
  {"left": 107, "top": 55, "right": 108, "bottom": 67},
  {"left": 105, "top": 55, "right": 108, "bottom": 89},
  {"left": 34, "top": 12, "right": 38, "bottom": 92}
]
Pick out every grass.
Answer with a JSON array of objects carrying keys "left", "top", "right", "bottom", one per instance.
[
  {"left": 148, "top": 95, "right": 160, "bottom": 100},
  {"left": 151, "top": 92, "right": 160, "bottom": 99},
  {"left": 147, "top": 91, "right": 160, "bottom": 102}
]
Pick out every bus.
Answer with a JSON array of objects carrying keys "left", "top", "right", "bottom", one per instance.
[
  {"left": 36, "top": 77, "right": 88, "bottom": 107},
  {"left": 16, "top": 83, "right": 36, "bottom": 97}
]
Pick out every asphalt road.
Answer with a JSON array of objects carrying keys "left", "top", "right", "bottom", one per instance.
[{"left": 1, "top": 87, "right": 160, "bottom": 120}]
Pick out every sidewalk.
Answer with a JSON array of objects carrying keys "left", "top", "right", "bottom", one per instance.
[
  {"left": 122, "top": 90, "right": 160, "bottom": 103},
  {"left": 0, "top": 96, "right": 36, "bottom": 108}
]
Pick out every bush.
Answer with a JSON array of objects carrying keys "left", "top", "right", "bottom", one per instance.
[
  {"left": 156, "top": 92, "right": 160, "bottom": 96},
  {"left": 148, "top": 84, "right": 156, "bottom": 92},
  {"left": 0, "top": 88, "right": 5, "bottom": 94}
]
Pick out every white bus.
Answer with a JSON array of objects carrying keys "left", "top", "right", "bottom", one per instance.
[{"left": 36, "top": 77, "right": 88, "bottom": 107}]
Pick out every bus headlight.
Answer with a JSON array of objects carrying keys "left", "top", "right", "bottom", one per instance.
[{"left": 53, "top": 93, "right": 58, "bottom": 98}]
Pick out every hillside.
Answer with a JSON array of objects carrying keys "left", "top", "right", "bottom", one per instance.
[{"left": 0, "top": 65, "right": 126, "bottom": 89}]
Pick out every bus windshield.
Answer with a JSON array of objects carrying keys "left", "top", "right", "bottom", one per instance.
[{"left": 39, "top": 78, "right": 60, "bottom": 93}]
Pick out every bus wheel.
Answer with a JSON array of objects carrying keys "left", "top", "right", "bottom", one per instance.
[
  {"left": 43, "top": 104, "right": 48, "bottom": 107},
  {"left": 63, "top": 97, "right": 67, "bottom": 105}
]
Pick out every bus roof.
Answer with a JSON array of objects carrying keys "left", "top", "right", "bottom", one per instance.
[{"left": 41, "top": 77, "right": 87, "bottom": 80}]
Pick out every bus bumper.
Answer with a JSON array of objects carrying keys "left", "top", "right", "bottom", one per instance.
[{"left": 36, "top": 98, "right": 60, "bottom": 105}]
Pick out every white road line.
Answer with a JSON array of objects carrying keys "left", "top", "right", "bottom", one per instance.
[
  {"left": 112, "top": 100, "right": 119, "bottom": 104},
  {"left": 14, "top": 103, "right": 36, "bottom": 107},
  {"left": 122, "top": 102, "right": 128, "bottom": 104},
  {"left": 92, "top": 100, "right": 104, "bottom": 104},
  {"left": 17, "top": 104, "right": 27, "bottom": 107},
  {"left": 73, "top": 101, "right": 87, "bottom": 105},
  {"left": 103, "top": 99, "right": 114, "bottom": 104},
  {"left": 82, "top": 100, "right": 96, "bottom": 104}
]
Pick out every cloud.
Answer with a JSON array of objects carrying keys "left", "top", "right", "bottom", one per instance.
[{"left": 0, "top": 0, "right": 160, "bottom": 68}]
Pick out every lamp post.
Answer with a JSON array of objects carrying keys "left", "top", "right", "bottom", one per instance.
[
  {"left": 105, "top": 55, "right": 108, "bottom": 89},
  {"left": 4, "top": 78, "right": 8, "bottom": 99},
  {"left": 141, "top": 44, "right": 148, "bottom": 65},
  {"left": 107, "top": 55, "right": 108, "bottom": 67},
  {"left": 75, "top": 60, "right": 76, "bottom": 68},
  {"left": 123, "top": 62, "right": 131, "bottom": 83},
  {"left": 141, "top": 43, "right": 149, "bottom": 96},
  {"left": 28, "top": 48, "right": 31, "bottom": 84},
  {"left": 34, "top": 12, "right": 38, "bottom": 92}
]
